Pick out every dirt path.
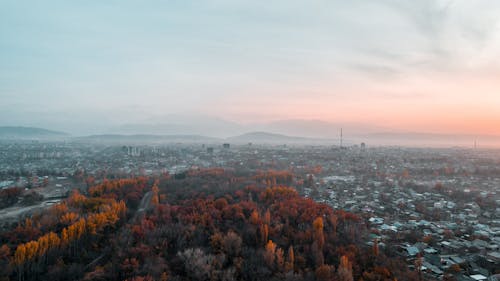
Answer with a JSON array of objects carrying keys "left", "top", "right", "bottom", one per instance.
[
  {"left": 85, "top": 190, "right": 153, "bottom": 269},
  {"left": 133, "top": 191, "right": 153, "bottom": 221}
]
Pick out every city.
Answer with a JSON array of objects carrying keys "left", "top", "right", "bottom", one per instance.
[{"left": 1, "top": 139, "right": 498, "bottom": 280}]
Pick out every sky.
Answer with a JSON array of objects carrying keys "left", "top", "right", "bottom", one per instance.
[{"left": 1, "top": 0, "right": 500, "bottom": 135}]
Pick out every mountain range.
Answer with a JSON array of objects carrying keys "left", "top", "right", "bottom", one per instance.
[
  {"left": 0, "top": 126, "right": 68, "bottom": 140},
  {"left": 1, "top": 119, "right": 499, "bottom": 147},
  {"left": 106, "top": 116, "right": 386, "bottom": 138}
]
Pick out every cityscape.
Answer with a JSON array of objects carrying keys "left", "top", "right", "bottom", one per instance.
[
  {"left": 0, "top": 137, "right": 498, "bottom": 280},
  {"left": 1, "top": 1, "right": 500, "bottom": 280}
]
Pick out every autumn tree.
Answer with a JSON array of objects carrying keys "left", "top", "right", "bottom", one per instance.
[
  {"left": 373, "top": 238, "right": 379, "bottom": 257},
  {"left": 250, "top": 209, "right": 260, "bottom": 225},
  {"left": 259, "top": 224, "right": 269, "bottom": 246},
  {"left": 312, "top": 217, "right": 325, "bottom": 267},
  {"left": 263, "top": 240, "right": 277, "bottom": 269},
  {"left": 263, "top": 209, "right": 271, "bottom": 225},
  {"left": 151, "top": 183, "right": 160, "bottom": 206},
  {"left": 313, "top": 217, "right": 325, "bottom": 249},
  {"left": 316, "top": 264, "right": 335, "bottom": 281},
  {"left": 337, "top": 255, "right": 353, "bottom": 281},
  {"left": 285, "top": 245, "right": 294, "bottom": 272},
  {"left": 210, "top": 232, "right": 224, "bottom": 254},
  {"left": 177, "top": 248, "right": 215, "bottom": 281},
  {"left": 222, "top": 231, "right": 242, "bottom": 258}
]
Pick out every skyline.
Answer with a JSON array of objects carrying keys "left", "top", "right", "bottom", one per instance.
[{"left": 2, "top": 1, "right": 500, "bottom": 136}]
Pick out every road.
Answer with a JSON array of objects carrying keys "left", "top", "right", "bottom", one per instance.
[
  {"left": 0, "top": 199, "right": 62, "bottom": 224},
  {"left": 132, "top": 191, "right": 153, "bottom": 221}
]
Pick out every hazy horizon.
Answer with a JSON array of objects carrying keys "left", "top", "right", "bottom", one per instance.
[{"left": 2, "top": 1, "right": 500, "bottom": 137}]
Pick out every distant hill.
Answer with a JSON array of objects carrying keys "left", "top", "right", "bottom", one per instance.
[
  {"left": 108, "top": 117, "right": 385, "bottom": 139},
  {"left": 228, "top": 131, "right": 333, "bottom": 144},
  {"left": 0, "top": 126, "right": 68, "bottom": 139},
  {"left": 108, "top": 114, "right": 244, "bottom": 137},
  {"left": 75, "top": 134, "right": 220, "bottom": 144},
  {"left": 253, "top": 119, "right": 389, "bottom": 138},
  {"left": 74, "top": 131, "right": 500, "bottom": 147},
  {"left": 76, "top": 132, "right": 335, "bottom": 145}
]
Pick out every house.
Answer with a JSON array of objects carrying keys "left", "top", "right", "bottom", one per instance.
[
  {"left": 369, "top": 217, "right": 384, "bottom": 225},
  {"left": 422, "top": 261, "right": 443, "bottom": 276},
  {"left": 486, "top": 251, "right": 500, "bottom": 263},
  {"left": 469, "top": 274, "right": 488, "bottom": 281},
  {"left": 424, "top": 247, "right": 438, "bottom": 254},
  {"left": 405, "top": 245, "right": 420, "bottom": 257}
]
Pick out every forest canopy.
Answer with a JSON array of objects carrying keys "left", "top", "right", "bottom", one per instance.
[{"left": 0, "top": 169, "right": 418, "bottom": 281}]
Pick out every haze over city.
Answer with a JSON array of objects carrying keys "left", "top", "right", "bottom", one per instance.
[{"left": 2, "top": 0, "right": 500, "bottom": 140}]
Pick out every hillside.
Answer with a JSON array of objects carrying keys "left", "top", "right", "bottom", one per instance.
[
  {"left": 74, "top": 134, "right": 220, "bottom": 144},
  {"left": 0, "top": 126, "right": 68, "bottom": 139},
  {"left": 228, "top": 131, "right": 332, "bottom": 144}
]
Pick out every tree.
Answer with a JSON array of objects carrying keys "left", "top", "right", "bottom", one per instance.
[
  {"left": 285, "top": 245, "right": 294, "bottom": 272},
  {"left": 177, "top": 248, "right": 215, "bottom": 281},
  {"left": 415, "top": 254, "right": 423, "bottom": 281},
  {"left": 214, "top": 198, "right": 228, "bottom": 210},
  {"left": 313, "top": 217, "right": 325, "bottom": 249},
  {"left": 250, "top": 210, "right": 260, "bottom": 225},
  {"left": 14, "top": 244, "right": 27, "bottom": 281},
  {"left": 210, "top": 232, "right": 224, "bottom": 254},
  {"left": 60, "top": 212, "right": 79, "bottom": 225},
  {"left": 121, "top": 258, "right": 140, "bottom": 278},
  {"left": 312, "top": 241, "right": 324, "bottom": 268},
  {"left": 337, "top": 255, "right": 353, "bottom": 281},
  {"left": 316, "top": 264, "right": 335, "bottom": 281},
  {"left": 329, "top": 215, "right": 338, "bottom": 236},
  {"left": 275, "top": 248, "right": 285, "bottom": 272},
  {"left": 264, "top": 240, "right": 277, "bottom": 269},
  {"left": 263, "top": 209, "right": 271, "bottom": 225},
  {"left": 259, "top": 224, "right": 269, "bottom": 245},
  {"left": 0, "top": 244, "right": 12, "bottom": 280},
  {"left": 373, "top": 239, "right": 379, "bottom": 257},
  {"left": 151, "top": 184, "right": 160, "bottom": 206},
  {"left": 223, "top": 231, "right": 242, "bottom": 258}
]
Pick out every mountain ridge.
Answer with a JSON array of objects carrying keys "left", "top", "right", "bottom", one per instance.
[
  {"left": 0, "top": 126, "right": 69, "bottom": 139},
  {"left": 2, "top": 124, "right": 500, "bottom": 147}
]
